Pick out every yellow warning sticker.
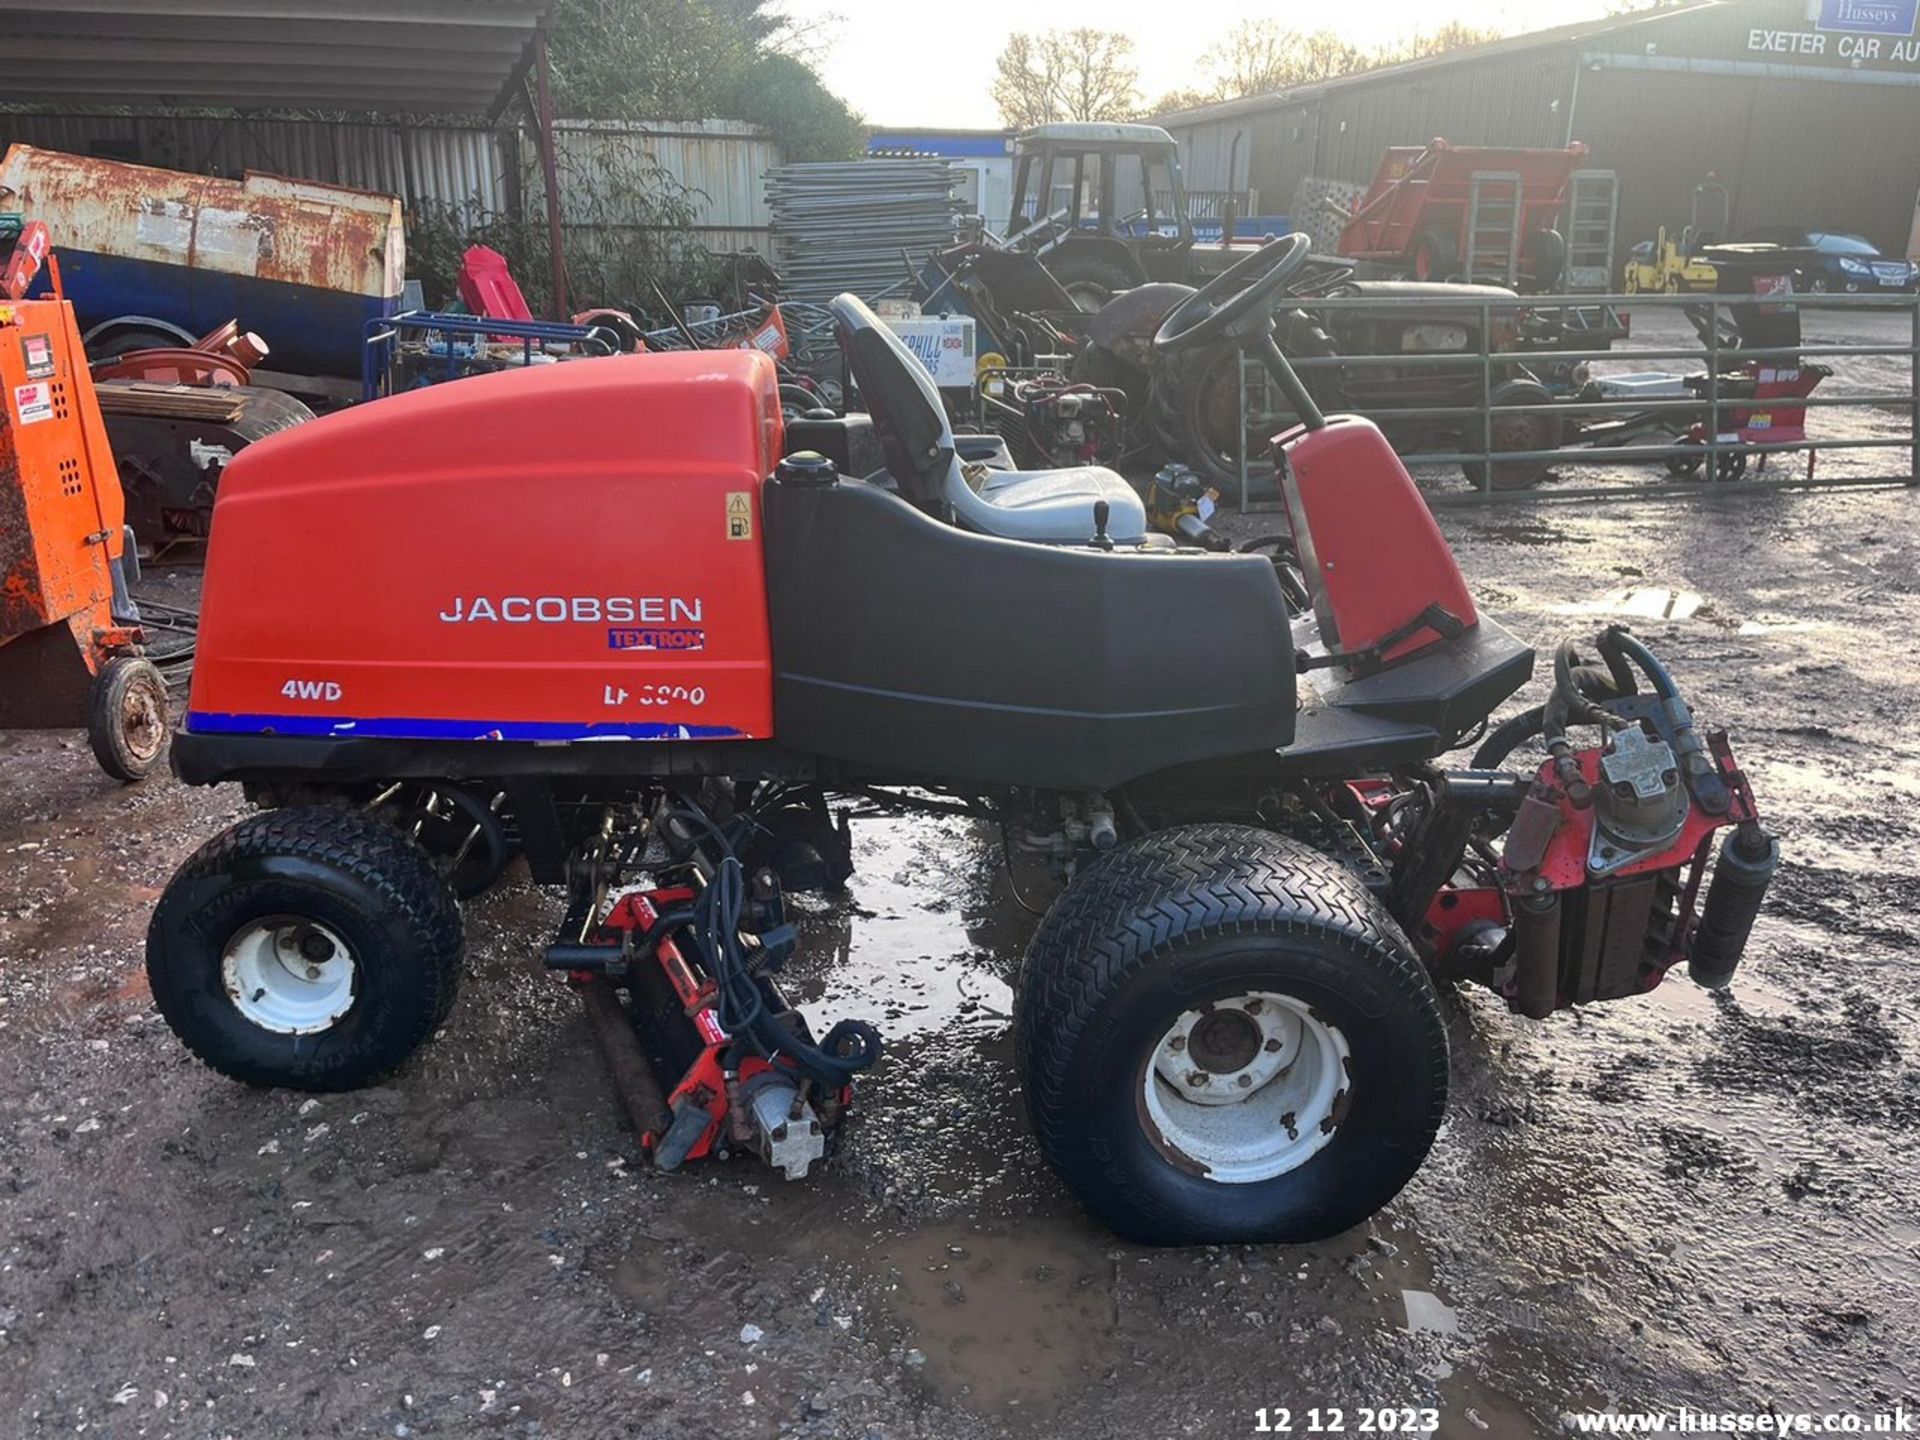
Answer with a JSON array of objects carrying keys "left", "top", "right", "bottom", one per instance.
[{"left": 726, "top": 491, "right": 753, "bottom": 541}]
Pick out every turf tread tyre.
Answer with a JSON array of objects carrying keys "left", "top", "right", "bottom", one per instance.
[
  {"left": 147, "top": 807, "right": 463, "bottom": 1091},
  {"left": 1017, "top": 823, "right": 1448, "bottom": 1244}
]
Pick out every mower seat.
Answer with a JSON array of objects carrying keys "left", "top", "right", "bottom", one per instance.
[
  {"left": 951, "top": 461, "right": 1146, "bottom": 544},
  {"left": 829, "top": 293, "right": 1146, "bottom": 544}
]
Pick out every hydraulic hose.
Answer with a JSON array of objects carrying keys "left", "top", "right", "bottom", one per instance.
[
  {"left": 1471, "top": 705, "right": 1546, "bottom": 770},
  {"left": 1599, "top": 626, "right": 1677, "bottom": 699},
  {"left": 675, "top": 805, "right": 882, "bottom": 1089},
  {"left": 1597, "top": 628, "right": 1730, "bottom": 813},
  {"left": 1548, "top": 641, "right": 1622, "bottom": 736}
]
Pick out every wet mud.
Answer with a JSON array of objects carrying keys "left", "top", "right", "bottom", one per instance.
[{"left": 3, "top": 471, "right": 1919, "bottom": 1436}]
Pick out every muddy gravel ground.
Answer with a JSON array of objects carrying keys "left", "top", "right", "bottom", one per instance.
[{"left": 4, "top": 319, "right": 1920, "bottom": 1439}]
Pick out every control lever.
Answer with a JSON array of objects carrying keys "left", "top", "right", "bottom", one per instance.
[{"left": 1090, "top": 499, "right": 1114, "bottom": 551}]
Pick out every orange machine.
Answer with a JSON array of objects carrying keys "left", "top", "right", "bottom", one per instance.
[{"left": 0, "top": 232, "right": 168, "bottom": 780}]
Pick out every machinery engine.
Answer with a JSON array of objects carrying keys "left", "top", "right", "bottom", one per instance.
[{"left": 1007, "top": 374, "right": 1124, "bottom": 468}]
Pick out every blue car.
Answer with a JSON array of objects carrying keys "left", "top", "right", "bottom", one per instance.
[{"left": 1744, "top": 228, "right": 1919, "bottom": 295}]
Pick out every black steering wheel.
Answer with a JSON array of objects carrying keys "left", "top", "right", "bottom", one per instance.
[{"left": 1154, "top": 233, "right": 1314, "bottom": 356}]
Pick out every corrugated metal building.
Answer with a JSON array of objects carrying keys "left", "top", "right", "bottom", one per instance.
[
  {"left": 1162, "top": 0, "right": 1920, "bottom": 260},
  {"left": 0, "top": 112, "right": 777, "bottom": 256}
]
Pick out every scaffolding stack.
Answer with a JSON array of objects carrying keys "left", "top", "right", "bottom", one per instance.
[{"left": 766, "top": 159, "right": 964, "bottom": 311}]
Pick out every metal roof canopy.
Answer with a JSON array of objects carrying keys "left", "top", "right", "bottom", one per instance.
[
  {"left": 0, "top": 0, "right": 576, "bottom": 315},
  {"left": 0, "top": 0, "right": 549, "bottom": 115}
]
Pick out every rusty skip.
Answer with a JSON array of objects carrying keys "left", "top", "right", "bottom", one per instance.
[{"left": 0, "top": 146, "right": 403, "bottom": 300}]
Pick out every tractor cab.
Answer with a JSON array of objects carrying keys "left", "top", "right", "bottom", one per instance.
[{"left": 1007, "top": 123, "right": 1195, "bottom": 308}]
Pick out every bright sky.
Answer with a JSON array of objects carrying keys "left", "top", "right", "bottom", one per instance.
[{"left": 790, "top": 0, "right": 1620, "bottom": 128}]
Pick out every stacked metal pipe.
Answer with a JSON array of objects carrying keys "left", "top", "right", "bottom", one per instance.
[{"left": 766, "top": 159, "right": 964, "bottom": 307}]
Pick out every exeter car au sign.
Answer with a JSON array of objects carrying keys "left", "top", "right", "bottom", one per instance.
[{"left": 1745, "top": 0, "right": 1920, "bottom": 64}]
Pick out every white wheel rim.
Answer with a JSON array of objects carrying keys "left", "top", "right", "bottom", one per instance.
[
  {"left": 1140, "top": 991, "right": 1350, "bottom": 1184},
  {"left": 221, "top": 917, "right": 358, "bottom": 1035}
]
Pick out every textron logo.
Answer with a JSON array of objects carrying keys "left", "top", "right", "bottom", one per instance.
[
  {"left": 438, "top": 595, "right": 704, "bottom": 624},
  {"left": 608, "top": 626, "right": 705, "bottom": 652}
]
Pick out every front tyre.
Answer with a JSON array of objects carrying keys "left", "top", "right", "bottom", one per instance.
[
  {"left": 1016, "top": 825, "right": 1448, "bottom": 1245},
  {"left": 89, "top": 656, "right": 168, "bottom": 782},
  {"left": 147, "top": 807, "right": 463, "bottom": 1091}
]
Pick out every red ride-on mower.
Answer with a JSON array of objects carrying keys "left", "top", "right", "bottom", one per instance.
[{"left": 146, "top": 236, "right": 1779, "bottom": 1245}]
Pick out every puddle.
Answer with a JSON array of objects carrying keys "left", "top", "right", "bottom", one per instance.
[
  {"left": 1553, "top": 586, "right": 1704, "bottom": 621},
  {"left": 782, "top": 814, "right": 1024, "bottom": 1045},
  {"left": 1403, "top": 1289, "right": 1460, "bottom": 1338}
]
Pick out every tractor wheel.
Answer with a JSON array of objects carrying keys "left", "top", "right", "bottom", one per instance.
[
  {"left": 1665, "top": 440, "right": 1747, "bottom": 482},
  {"left": 88, "top": 655, "right": 169, "bottom": 782},
  {"left": 1044, "top": 256, "right": 1138, "bottom": 314},
  {"left": 1522, "top": 228, "right": 1567, "bottom": 291},
  {"left": 1150, "top": 325, "right": 1344, "bottom": 499},
  {"left": 1461, "top": 380, "right": 1563, "bottom": 492},
  {"left": 1411, "top": 229, "right": 1458, "bottom": 282},
  {"left": 1623, "top": 268, "right": 1641, "bottom": 295},
  {"left": 1016, "top": 824, "right": 1448, "bottom": 1245},
  {"left": 147, "top": 807, "right": 464, "bottom": 1091}
]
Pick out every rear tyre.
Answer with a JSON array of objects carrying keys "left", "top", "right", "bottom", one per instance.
[
  {"left": 1522, "top": 228, "right": 1567, "bottom": 291},
  {"left": 147, "top": 807, "right": 464, "bottom": 1090},
  {"left": 1043, "top": 256, "right": 1137, "bottom": 313},
  {"left": 1016, "top": 824, "right": 1449, "bottom": 1245},
  {"left": 1460, "top": 380, "right": 1562, "bottom": 492},
  {"left": 1151, "top": 323, "right": 1344, "bottom": 499},
  {"left": 89, "top": 656, "right": 169, "bottom": 782},
  {"left": 1411, "top": 229, "right": 1458, "bottom": 282}
]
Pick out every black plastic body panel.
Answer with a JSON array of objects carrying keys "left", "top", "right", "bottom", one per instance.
[
  {"left": 169, "top": 731, "right": 807, "bottom": 788},
  {"left": 783, "top": 414, "right": 884, "bottom": 477},
  {"left": 1284, "top": 618, "right": 1535, "bottom": 774},
  {"left": 763, "top": 476, "right": 1294, "bottom": 791}
]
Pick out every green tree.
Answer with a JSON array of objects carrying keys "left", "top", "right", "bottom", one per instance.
[
  {"left": 717, "top": 52, "right": 865, "bottom": 163},
  {"left": 545, "top": 0, "right": 861, "bottom": 159}
]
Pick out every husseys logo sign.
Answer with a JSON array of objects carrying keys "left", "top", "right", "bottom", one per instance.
[{"left": 1816, "top": 0, "right": 1918, "bottom": 36}]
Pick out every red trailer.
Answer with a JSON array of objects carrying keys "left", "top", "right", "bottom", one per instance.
[{"left": 1337, "top": 139, "right": 1597, "bottom": 291}]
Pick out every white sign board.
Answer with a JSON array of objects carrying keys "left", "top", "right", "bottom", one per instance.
[{"left": 884, "top": 316, "right": 977, "bottom": 389}]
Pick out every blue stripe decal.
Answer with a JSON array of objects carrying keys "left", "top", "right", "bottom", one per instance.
[{"left": 186, "top": 712, "right": 748, "bottom": 742}]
